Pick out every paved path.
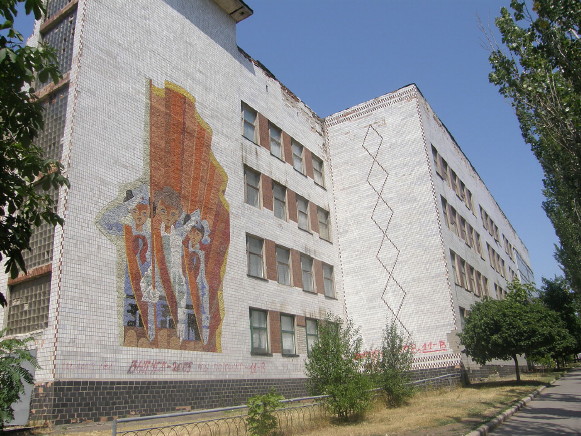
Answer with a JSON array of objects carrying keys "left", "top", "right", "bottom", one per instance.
[{"left": 491, "top": 368, "right": 581, "bottom": 435}]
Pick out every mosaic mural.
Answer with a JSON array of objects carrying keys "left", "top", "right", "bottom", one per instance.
[{"left": 98, "top": 81, "right": 229, "bottom": 352}]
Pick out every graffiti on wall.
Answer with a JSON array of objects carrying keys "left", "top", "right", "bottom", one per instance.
[{"left": 98, "top": 81, "right": 229, "bottom": 352}]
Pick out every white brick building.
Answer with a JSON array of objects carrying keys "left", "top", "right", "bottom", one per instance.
[{"left": 0, "top": 0, "right": 534, "bottom": 425}]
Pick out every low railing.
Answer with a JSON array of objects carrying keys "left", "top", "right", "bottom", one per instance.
[{"left": 112, "top": 373, "right": 459, "bottom": 435}]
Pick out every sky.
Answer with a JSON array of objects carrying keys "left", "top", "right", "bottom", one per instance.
[{"left": 13, "top": 1, "right": 562, "bottom": 283}]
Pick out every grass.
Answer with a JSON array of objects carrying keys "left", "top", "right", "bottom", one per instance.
[
  {"left": 29, "top": 371, "right": 562, "bottom": 435},
  {"left": 297, "top": 371, "right": 560, "bottom": 436}
]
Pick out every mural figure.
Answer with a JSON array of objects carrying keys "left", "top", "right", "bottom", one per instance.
[{"left": 98, "top": 81, "right": 229, "bottom": 352}]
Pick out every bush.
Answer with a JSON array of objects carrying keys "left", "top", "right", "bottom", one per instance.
[
  {"left": 0, "top": 331, "right": 38, "bottom": 428},
  {"left": 371, "top": 322, "right": 415, "bottom": 407},
  {"left": 246, "top": 388, "right": 284, "bottom": 436},
  {"left": 305, "top": 315, "right": 373, "bottom": 421}
]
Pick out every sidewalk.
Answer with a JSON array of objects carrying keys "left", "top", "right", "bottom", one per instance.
[{"left": 490, "top": 367, "right": 581, "bottom": 435}]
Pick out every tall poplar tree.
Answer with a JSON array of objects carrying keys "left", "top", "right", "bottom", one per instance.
[{"left": 488, "top": 0, "right": 581, "bottom": 292}]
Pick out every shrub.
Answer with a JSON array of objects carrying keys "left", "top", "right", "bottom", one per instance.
[
  {"left": 305, "top": 315, "right": 373, "bottom": 421},
  {"left": 372, "top": 322, "right": 415, "bottom": 407},
  {"left": 246, "top": 388, "right": 284, "bottom": 436},
  {"left": 0, "top": 331, "right": 38, "bottom": 428}
]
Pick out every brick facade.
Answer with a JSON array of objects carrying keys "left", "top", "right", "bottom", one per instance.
[{"left": 0, "top": 0, "right": 535, "bottom": 426}]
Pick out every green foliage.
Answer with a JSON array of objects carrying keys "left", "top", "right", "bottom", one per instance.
[
  {"left": 0, "top": 0, "right": 68, "bottom": 306},
  {"left": 0, "top": 331, "right": 39, "bottom": 428},
  {"left": 246, "top": 389, "right": 284, "bottom": 436},
  {"left": 488, "top": 0, "right": 581, "bottom": 294},
  {"left": 368, "top": 322, "right": 415, "bottom": 407},
  {"left": 536, "top": 276, "right": 581, "bottom": 362},
  {"left": 460, "top": 280, "right": 574, "bottom": 381},
  {"left": 305, "top": 315, "right": 373, "bottom": 421}
]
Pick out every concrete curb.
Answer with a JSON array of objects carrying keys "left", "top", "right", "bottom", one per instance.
[{"left": 465, "top": 384, "right": 548, "bottom": 436}]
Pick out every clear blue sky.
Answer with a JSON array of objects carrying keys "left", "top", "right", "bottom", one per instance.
[{"left": 14, "top": 0, "right": 561, "bottom": 283}]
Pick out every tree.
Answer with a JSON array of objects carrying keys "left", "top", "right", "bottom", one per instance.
[
  {"left": 459, "top": 280, "right": 574, "bottom": 381},
  {"left": 537, "top": 276, "right": 581, "bottom": 364},
  {"left": 0, "top": 331, "right": 39, "bottom": 428},
  {"left": 369, "top": 322, "right": 415, "bottom": 408},
  {"left": 304, "top": 315, "right": 373, "bottom": 421},
  {"left": 488, "top": 0, "right": 581, "bottom": 294},
  {"left": 0, "top": 0, "right": 68, "bottom": 307}
]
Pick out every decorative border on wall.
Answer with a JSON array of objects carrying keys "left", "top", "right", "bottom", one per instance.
[
  {"left": 361, "top": 125, "right": 409, "bottom": 335},
  {"left": 325, "top": 86, "right": 418, "bottom": 127}
]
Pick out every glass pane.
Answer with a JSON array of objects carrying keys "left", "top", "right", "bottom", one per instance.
[
  {"left": 274, "top": 199, "right": 285, "bottom": 219},
  {"left": 306, "top": 319, "right": 317, "bottom": 335},
  {"left": 282, "top": 332, "right": 295, "bottom": 354},
  {"left": 251, "top": 310, "right": 266, "bottom": 327},
  {"left": 281, "top": 315, "right": 293, "bottom": 331},
  {"left": 249, "top": 254, "right": 263, "bottom": 277},
  {"left": 248, "top": 237, "right": 262, "bottom": 254},
  {"left": 246, "top": 187, "right": 258, "bottom": 207}
]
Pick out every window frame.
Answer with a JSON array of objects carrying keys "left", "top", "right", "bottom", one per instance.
[
  {"left": 249, "top": 308, "right": 269, "bottom": 354},
  {"left": 296, "top": 195, "right": 310, "bottom": 231},
  {"left": 312, "top": 155, "right": 325, "bottom": 187},
  {"left": 272, "top": 181, "right": 287, "bottom": 220},
  {"left": 322, "top": 263, "right": 335, "bottom": 298},
  {"left": 300, "top": 254, "right": 314, "bottom": 292},
  {"left": 275, "top": 245, "right": 291, "bottom": 286},
  {"left": 269, "top": 122, "right": 283, "bottom": 160},
  {"left": 292, "top": 140, "right": 304, "bottom": 174},
  {"left": 317, "top": 207, "right": 331, "bottom": 241},
  {"left": 306, "top": 318, "right": 318, "bottom": 354},
  {"left": 242, "top": 103, "right": 257, "bottom": 143},
  {"left": 244, "top": 166, "right": 261, "bottom": 208},
  {"left": 280, "top": 314, "right": 296, "bottom": 356},
  {"left": 246, "top": 235, "right": 264, "bottom": 278}
]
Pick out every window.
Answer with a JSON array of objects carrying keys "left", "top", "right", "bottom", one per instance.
[
  {"left": 242, "top": 103, "right": 257, "bottom": 142},
  {"left": 450, "top": 171, "right": 458, "bottom": 194},
  {"left": 312, "top": 155, "right": 325, "bottom": 187},
  {"left": 292, "top": 140, "right": 304, "bottom": 174},
  {"left": 458, "top": 180, "right": 466, "bottom": 202},
  {"left": 306, "top": 319, "right": 318, "bottom": 354},
  {"left": 465, "top": 188, "right": 474, "bottom": 213},
  {"left": 250, "top": 309, "right": 268, "bottom": 354},
  {"left": 482, "top": 276, "right": 489, "bottom": 297},
  {"left": 246, "top": 235, "right": 264, "bottom": 278},
  {"left": 475, "top": 232, "right": 483, "bottom": 257},
  {"left": 467, "top": 265, "right": 476, "bottom": 293},
  {"left": 450, "top": 251, "right": 459, "bottom": 284},
  {"left": 297, "top": 196, "right": 309, "bottom": 231},
  {"left": 273, "top": 182, "right": 287, "bottom": 220},
  {"left": 458, "top": 216, "right": 467, "bottom": 241},
  {"left": 475, "top": 271, "right": 483, "bottom": 296},
  {"left": 280, "top": 314, "right": 296, "bottom": 355},
  {"left": 301, "top": 254, "right": 314, "bottom": 292},
  {"left": 441, "top": 197, "right": 449, "bottom": 227},
  {"left": 440, "top": 157, "right": 450, "bottom": 184},
  {"left": 323, "top": 263, "right": 335, "bottom": 297},
  {"left": 458, "top": 257, "right": 467, "bottom": 288},
  {"left": 448, "top": 204, "right": 458, "bottom": 235},
  {"left": 459, "top": 307, "right": 466, "bottom": 329},
  {"left": 276, "top": 246, "right": 291, "bottom": 285},
  {"left": 465, "top": 224, "right": 474, "bottom": 248},
  {"left": 269, "top": 123, "right": 283, "bottom": 159},
  {"left": 317, "top": 207, "right": 330, "bottom": 240},
  {"left": 244, "top": 166, "right": 260, "bottom": 208}
]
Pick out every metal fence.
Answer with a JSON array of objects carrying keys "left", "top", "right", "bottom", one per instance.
[{"left": 112, "top": 373, "right": 459, "bottom": 436}]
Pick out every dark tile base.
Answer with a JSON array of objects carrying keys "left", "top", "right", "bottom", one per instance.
[
  {"left": 29, "top": 378, "right": 307, "bottom": 425},
  {"left": 28, "top": 364, "right": 516, "bottom": 426}
]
